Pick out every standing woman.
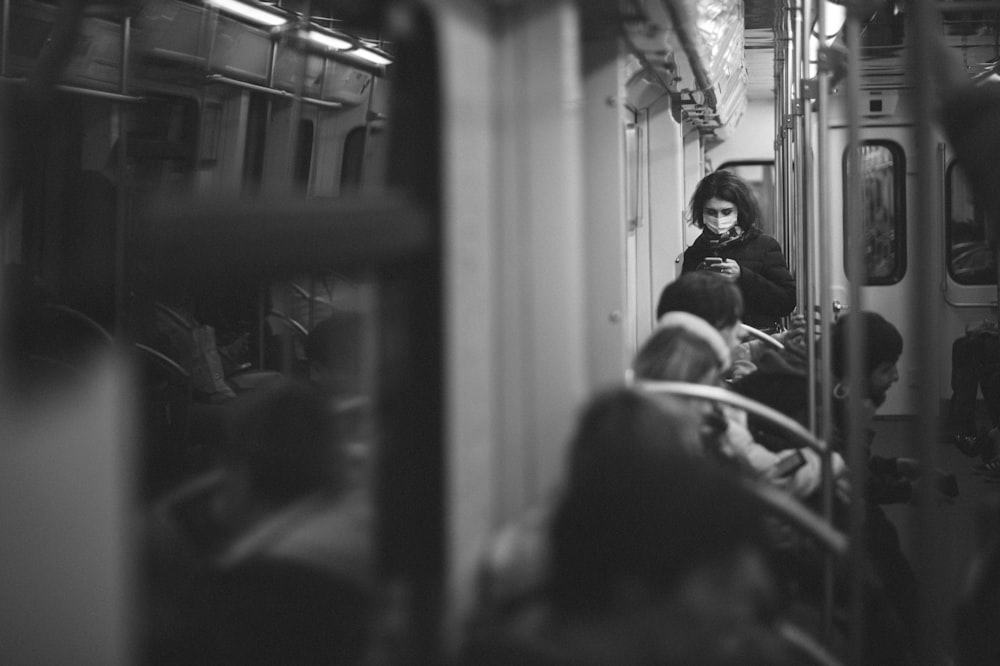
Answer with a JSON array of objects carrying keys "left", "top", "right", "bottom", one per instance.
[{"left": 682, "top": 170, "right": 796, "bottom": 333}]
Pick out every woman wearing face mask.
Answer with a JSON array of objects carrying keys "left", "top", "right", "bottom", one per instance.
[{"left": 682, "top": 170, "right": 796, "bottom": 333}]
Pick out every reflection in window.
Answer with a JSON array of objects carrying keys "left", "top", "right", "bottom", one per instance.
[
  {"left": 946, "top": 161, "right": 997, "bottom": 285},
  {"left": 843, "top": 141, "right": 906, "bottom": 285}
]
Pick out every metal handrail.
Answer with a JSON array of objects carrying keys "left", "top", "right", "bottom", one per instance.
[
  {"left": 633, "top": 380, "right": 827, "bottom": 453},
  {"left": 740, "top": 322, "right": 786, "bottom": 350},
  {"left": 744, "top": 479, "right": 848, "bottom": 557},
  {"left": 40, "top": 304, "right": 114, "bottom": 344},
  {"left": 135, "top": 343, "right": 191, "bottom": 379}
]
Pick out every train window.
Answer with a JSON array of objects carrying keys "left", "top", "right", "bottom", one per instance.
[
  {"left": 842, "top": 141, "right": 907, "bottom": 285},
  {"left": 717, "top": 161, "right": 776, "bottom": 238},
  {"left": 341, "top": 126, "right": 367, "bottom": 194},
  {"left": 242, "top": 93, "right": 269, "bottom": 195},
  {"left": 946, "top": 161, "right": 998, "bottom": 285},
  {"left": 293, "top": 119, "right": 315, "bottom": 194}
]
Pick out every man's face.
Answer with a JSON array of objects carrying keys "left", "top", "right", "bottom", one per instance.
[{"left": 868, "top": 361, "right": 900, "bottom": 407}]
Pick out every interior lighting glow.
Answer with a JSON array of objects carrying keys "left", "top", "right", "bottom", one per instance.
[
  {"left": 824, "top": 1, "right": 846, "bottom": 43},
  {"left": 351, "top": 48, "right": 392, "bottom": 66},
  {"left": 205, "top": 0, "right": 287, "bottom": 26},
  {"left": 306, "top": 29, "right": 352, "bottom": 51}
]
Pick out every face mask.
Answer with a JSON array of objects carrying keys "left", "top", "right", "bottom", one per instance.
[{"left": 704, "top": 211, "right": 738, "bottom": 234}]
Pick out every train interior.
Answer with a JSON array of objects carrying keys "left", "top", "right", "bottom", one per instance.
[{"left": 1, "top": 0, "right": 999, "bottom": 663}]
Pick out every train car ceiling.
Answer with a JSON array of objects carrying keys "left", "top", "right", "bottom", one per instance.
[
  {"left": 621, "top": 0, "right": 747, "bottom": 136},
  {"left": 1, "top": 0, "right": 391, "bottom": 104}
]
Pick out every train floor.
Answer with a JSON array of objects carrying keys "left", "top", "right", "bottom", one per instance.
[{"left": 871, "top": 413, "right": 998, "bottom": 652}]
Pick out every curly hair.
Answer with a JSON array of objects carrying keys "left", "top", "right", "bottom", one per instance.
[{"left": 689, "top": 169, "right": 762, "bottom": 232}]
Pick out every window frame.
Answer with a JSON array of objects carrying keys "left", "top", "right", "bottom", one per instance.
[
  {"left": 944, "top": 159, "right": 998, "bottom": 286},
  {"left": 841, "top": 140, "right": 907, "bottom": 286}
]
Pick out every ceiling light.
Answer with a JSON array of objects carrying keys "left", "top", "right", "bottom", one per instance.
[
  {"left": 205, "top": 0, "right": 287, "bottom": 27},
  {"left": 351, "top": 48, "right": 392, "bottom": 66},
  {"left": 305, "top": 29, "right": 352, "bottom": 51}
]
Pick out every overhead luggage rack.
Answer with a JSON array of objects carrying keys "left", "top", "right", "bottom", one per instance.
[{"left": 620, "top": 0, "right": 748, "bottom": 135}]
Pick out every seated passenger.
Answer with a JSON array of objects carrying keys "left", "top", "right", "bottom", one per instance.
[
  {"left": 633, "top": 310, "right": 839, "bottom": 499},
  {"left": 474, "top": 388, "right": 701, "bottom": 620},
  {"left": 655, "top": 271, "right": 804, "bottom": 380},
  {"left": 465, "top": 387, "right": 798, "bottom": 664},
  {"left": 210, "top": 377, "right": 373, "bottom": 665}
]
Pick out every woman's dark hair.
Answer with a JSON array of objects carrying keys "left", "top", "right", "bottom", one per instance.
[
  {"left": 549, "top": 388, "right": 766, "bottom": 612},
  {"left": 655, "top": 271, "right": 744, "bottom": 328},
  {"left": 689, "top": 169, "right": 762, "bottom": 232}
]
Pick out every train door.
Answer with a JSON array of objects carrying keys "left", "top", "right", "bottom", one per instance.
[{"left": 826, "top": 120, "right": 917, "bottom": 415}]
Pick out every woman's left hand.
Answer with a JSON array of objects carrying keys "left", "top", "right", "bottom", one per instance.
[{"left": 715, "top": 259, "right": 741, "bottom": 281}]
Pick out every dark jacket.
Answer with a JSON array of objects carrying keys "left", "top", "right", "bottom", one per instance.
[{"left": 682, "top": 228, "right": 796, "bottom": 330}]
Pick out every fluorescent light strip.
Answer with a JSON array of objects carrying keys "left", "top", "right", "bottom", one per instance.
[
  {"left": 305, "top": 29, "right": 352, "bottom": 51},
  {"left": 206, "top": 0, "right": 287, "bottom": 26},
  {"left": 352, "top": 48, "right": 392, "bottom": 66}
]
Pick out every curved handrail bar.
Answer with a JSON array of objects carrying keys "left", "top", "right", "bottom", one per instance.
[
  {"left": 135, "top": 343, "right": 191, "bottom": 379},
  {"left": 776, "top": 620, "right": 845, "bottom": 666},
  {"left": 633, "top": 380, "right": 826, "bottom": 454},
  {"left": 155, "top": 302, "right": 193, "bottom": 330},
  {"left": 40, "top": 304, "right": 114, "bottom": 345},
  {"left": 267, "top": 311, "right": 309, "bottom": 337},
  {"left": 739, "top": 322, "right": 785, "bottom": 350},
  {"left": 743, "top": 479, "right": 848, "bottom": 558}
]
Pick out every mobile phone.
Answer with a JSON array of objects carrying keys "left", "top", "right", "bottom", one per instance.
[
  {"left": 774, "top": 449, "right": 807, "bottom": 477},
  {"left": 702, "top": 257, "right": 724, "bottom": 265}
]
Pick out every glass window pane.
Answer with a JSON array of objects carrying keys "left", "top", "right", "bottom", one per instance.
[
  {"left": 946, "top": 161, "right": 998, "bottom": 285},
  {"left": 843, "top": 141, "right": 906, "bottom": 285}
]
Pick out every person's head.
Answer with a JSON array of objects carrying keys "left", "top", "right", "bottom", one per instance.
[
  {"left": 227, "top": 377, "right": 343, "bottom": 505},
  {"left": 305, "top": 313, "right": 362, "bottom": 394},
  {"left": 689, "top": 170, "right": 762, "bottom": 235},
  {"left": 831, "top": 311, "right": 902, "bottom": 406},
  {"left": 655, "top": 272, "right": 744, "bottom": 348},
  {"left": 550, "top": 388, "right": 772, "bottom": 615},
  {"left": 565, "top": 387, "right": 703, "bottom": 485},
  {"left": 632, "top": 312, "right": 731, "bottom": 387}
]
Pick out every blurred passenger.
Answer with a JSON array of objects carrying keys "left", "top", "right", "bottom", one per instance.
[
  {"left": 655, "top": 271, "right": 745, "bottom": 348},
  {"left": 465, "top": 387, "right": 797, "bottom": 665},
  {"left": 632, "top": 312, "right": 837, "bottom": 499},
  {"left": 305, "top": 313, "right": 363, "bottom": 398},
  {"left": 472, "top": 388, "right": 701, "bottom": 621},
  {"left": 146, "top": 377, "right": 373, "bottom": 664},
  {"left": 212, "top": 377, "right": 373, "bottom": 665},
  {"left": 829, "top": 312, "right": 957, "bottom": 663},
  {"left": 681, "top": 170, "right": 796, "bottom": 333},
  {"left": 305, "top": 313, "right": 370, "bottom": 488}
]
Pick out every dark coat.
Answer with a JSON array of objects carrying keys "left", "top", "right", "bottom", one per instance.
[{"left": 682, "top": 228, "right": 796, "bottom": 330}]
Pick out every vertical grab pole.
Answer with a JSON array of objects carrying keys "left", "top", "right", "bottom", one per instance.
[
  {"left": 785, "top": 3, "right": 797, "bottom": 267},
  {"left": 773, "top": 4, "right": 786, "bottom": 263},
  {"left": 842, "top": 8, "right": 866, "bottom": 665},
  {"left": 114, "top": 15, "right": 131, "bottom": 336},
  {"left": 799, "top": 0, "right": 814, "bottom": 352},
  {"left": 815, "top": 0, "right": 837, "bottom": 643},
  {"left": 794, "top": 0, "right": 810, "bottom": 331},
  {"left": 911, "top": 1, "right": 946, "bottom": 662},
  {"left": 1, "top": 0, "right": 9, "bottom": 77}
]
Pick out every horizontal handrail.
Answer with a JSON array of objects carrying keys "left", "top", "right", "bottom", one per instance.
[
  {"left": 740, "top": 322, "right": 785, "bottom": 350},
  {"left": 633, "top": 380, "right": 826, "bottom": 454}
]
